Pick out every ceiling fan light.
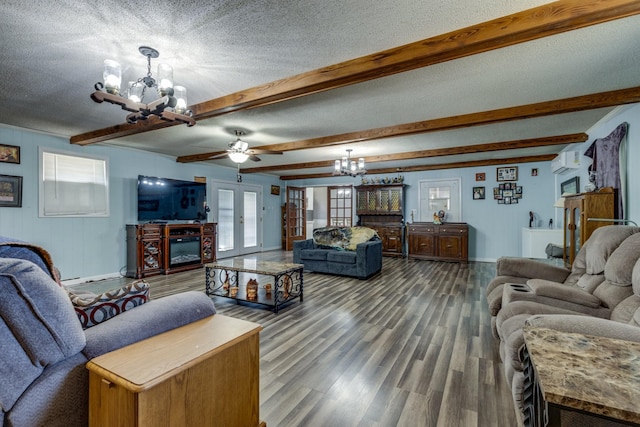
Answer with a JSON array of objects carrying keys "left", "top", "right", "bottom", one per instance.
[
  {"left": 103, "top": 59, "right": 121, "bottom": 95},
  {"left": 358, "top": 158, "right": 365, "bottom": 170},
  {"left": 157, "top": 63, "right": 173, "bottom": 96},
  {"left": 229, "top": 151, "right": 249, "bottom": 163},
  {"left": 334, "top": 159, "right": 341, "bottom": 172}
]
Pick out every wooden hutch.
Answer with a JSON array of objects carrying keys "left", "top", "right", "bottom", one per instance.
[{"left": 355, "top": 183, "right": 405, "bottom": 257}]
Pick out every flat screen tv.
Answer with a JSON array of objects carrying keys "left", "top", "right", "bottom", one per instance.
[{"left": 137, "top": 175, "right": 207, "bottom": 222}]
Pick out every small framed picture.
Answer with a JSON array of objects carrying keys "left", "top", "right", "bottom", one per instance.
[
  {"left": 497, "top": 166, "right": 518, "bottom": 182},
  {"left": 270, "top": 185, "right": 281, "bottom": 195},
  {"left": 0, "top": 144, "right": 20, "bottom": 164},
  {"left": 531, "top": 168, "right": 538, "bottom": 176},
  {"left": 475, "top": 173, "right": 485, "bottom": 182},
  {"left": 0, "top": 174, "right": 23, "bottom": 207},
  {"left": 472, "top": 186, "right": 485, "bottom": 200}
]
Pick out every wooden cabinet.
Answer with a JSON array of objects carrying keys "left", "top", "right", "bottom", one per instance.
[
  {"left": 356, "top": 184, "right": 406, "bottom": 257},
  {"left": 408, "top": 222, "right": 468, "bottom": 263},
  {"left": 126, "top": 223, "right": 217, "bottom": 278},
  {"left": 356, "top": 184, "right": 404, "bottom": 215},
  {"left": 87, "top": 315, "right": 264, "bottom": 427},
  {"left": 563, "top": 188, "right": 614, "bottom": 267},
  {"left": 126, "top": 223, "right": 163, "bottom": 278}
]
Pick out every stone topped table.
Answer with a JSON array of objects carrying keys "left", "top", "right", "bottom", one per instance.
[
  {"left": 205, "top": 259, "right": 303, "bottom": 313},
  {"left": 522, "top": 325, "right": 640, "bottom": 426}
]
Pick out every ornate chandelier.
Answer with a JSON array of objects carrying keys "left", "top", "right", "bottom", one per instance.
[
  {"left": 333, "top": 149, "right": 366, "bottom": 177},
  {"left": 90, "top": 46, "right": 195, "bottom": 126}
]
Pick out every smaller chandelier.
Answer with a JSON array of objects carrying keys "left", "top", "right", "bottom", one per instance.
[
  {"left": 91, "top": 46, "right": 195, "bottom": 126},
  {"left": 333, "top": 149, "right": 366, "bottom": 177}
]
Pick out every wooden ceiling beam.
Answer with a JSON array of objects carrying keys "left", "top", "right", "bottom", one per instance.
[
  {"left": 71, "top": 0, "right": 640, "bottom": 146},
  {"left": 239, "top": 133, "right": 587, "bottom": 174},
  {"left": 178, "top": 85, "right": 640, "bottom": 164},
  {"left": 279, "top": 154, "right": 557, "bottom": 180}
]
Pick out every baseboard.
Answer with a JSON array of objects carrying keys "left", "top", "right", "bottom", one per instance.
[{"left": 62, "top": 272, "right": 122, "bottom": 287}]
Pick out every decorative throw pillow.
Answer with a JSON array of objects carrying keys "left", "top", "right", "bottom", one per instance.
[{"left": 68, "top": 281, "right": 150, "bottom": 329}]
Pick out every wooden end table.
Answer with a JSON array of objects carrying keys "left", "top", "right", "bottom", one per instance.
[{"left": 86, "top": 315, "right": 265, "bottom": 427}]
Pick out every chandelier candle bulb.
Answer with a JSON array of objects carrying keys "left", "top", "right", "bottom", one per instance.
[
  {"left": 174, "top": 86, "right": 187, "bottom": 114},
  {"left": 103, "top": 60, "right": 121, "bottom": 95},
  {"left": 127, "top": 82, "right": 143, "bottom": 103},
  {"left": 157, "top": 63, "right": 173, "bottom": 96}
]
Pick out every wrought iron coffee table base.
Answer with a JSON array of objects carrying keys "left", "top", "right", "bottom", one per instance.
[{"left": 205, "top": 259, "right": 303, "bottom": 313}]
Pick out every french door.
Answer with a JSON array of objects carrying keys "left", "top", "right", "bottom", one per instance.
[
  {"left": 285, "top": 186, "right": 306, "bottom": 251},
  {"left": 211, "top": 181, "right": 262, "bottom": 258}
]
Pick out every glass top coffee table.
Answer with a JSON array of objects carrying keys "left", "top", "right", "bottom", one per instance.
[{"left": 205, "top": 259, "right": 303, "bottom": 313}]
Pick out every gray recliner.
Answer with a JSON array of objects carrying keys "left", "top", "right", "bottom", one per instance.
[{"left": 0, "top": 240, "right": 216, "bottom": 427}]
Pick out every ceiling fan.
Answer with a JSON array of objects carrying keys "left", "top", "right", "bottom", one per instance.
[{"left": 208, "top": 130, "right": 283, "bottom": 163}]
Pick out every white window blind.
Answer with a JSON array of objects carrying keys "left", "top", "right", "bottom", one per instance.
[{"left": 40, "top": 149, "right": 109, "bottom": 217}]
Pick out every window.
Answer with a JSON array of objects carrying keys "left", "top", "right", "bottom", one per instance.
[
  {"left": 328, "top": 186, "right": 352, "bottom": 227},
  {"left": 39, "top": 148, "right": 109, "bottom": 217}
]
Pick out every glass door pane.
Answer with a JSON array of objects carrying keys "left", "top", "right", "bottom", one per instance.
[
  {"left": 244, "top": 191, "right": 257, "bottom": 248},
  {"left": 217, "top": 189, "right": 234, "bottom": 253}
]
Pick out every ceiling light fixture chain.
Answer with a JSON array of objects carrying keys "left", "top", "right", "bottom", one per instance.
[
  {"left": 90, "top": 46, "right": 195, "bottom": 127},
  {"left": 333, "top": 149, "right": 366, "bottom": 177}
]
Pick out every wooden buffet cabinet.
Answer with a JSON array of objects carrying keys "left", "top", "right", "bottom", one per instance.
[
  {"left": 562, "top": 188, "right": 614, "bottom": 267},
  {"left": 355, "top": 184, "right": 405, "bottom": 257},
  {"left": 407, "top": 222, "right": 469, "bottom": 263},
  {"left": 126, "top": 222, "right": 216, "bottom": 278}
]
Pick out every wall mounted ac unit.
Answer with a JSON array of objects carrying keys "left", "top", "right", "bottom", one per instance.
[{"left": 551, "top": 150, "right": 580, "bottom": 174}]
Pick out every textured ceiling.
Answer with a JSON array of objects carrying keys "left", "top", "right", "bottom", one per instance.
[{"left": 1, "top": 0, "right": 639, "bottom": 178}]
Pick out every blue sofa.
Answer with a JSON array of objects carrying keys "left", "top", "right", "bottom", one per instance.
[
  {"left": 293, "top": 227, "right": 383, "bottom": 279},
  {"left": 0, "top": 237, "right": 216, "bottom": 427}
]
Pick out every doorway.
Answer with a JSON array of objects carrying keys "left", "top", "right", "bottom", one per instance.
[{"left": 211, "top": 180, "right": 262, "bottom": 258}]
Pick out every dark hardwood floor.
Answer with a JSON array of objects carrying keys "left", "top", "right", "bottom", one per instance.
[{"left": 72, "top": 251, "right": 515, "bottom": 427}]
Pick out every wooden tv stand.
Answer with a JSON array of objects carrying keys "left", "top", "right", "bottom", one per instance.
[
  {"left": 125, "top": 222, "right": 216, "bottom": 278},
  {"left": 87, "top": 315, "right": 265, "bottom": 427}
]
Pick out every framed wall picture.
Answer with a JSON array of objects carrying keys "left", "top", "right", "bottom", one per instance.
[
  {"left": 560, "top": 176, "right": 580, "bottom": 195},
  {"left": 270, "top": 185, "right": 281, "bottom": 195},
  {"left": 475, "top": 173, "right": 485, "bottom": 181},
  {"left": 0, "top": 174, "right": 23, "bottom": 207},
  {"left": 497, "top": 166, "right": 518, "bottom": 182},
  {"left": 472, "top": 186, "right": 485, "bottom": 200},
  {"left": 0, "top": 144, "right": 20, "bottom": 164}
]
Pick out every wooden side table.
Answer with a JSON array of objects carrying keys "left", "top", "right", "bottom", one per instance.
[{"left": 86, "top": 315, "right": 265, "bottom": 427}]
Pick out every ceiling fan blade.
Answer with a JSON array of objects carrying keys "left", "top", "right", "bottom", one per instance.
[
  {"left": 249, "top": 155, "right": 262, "bottom": 162},
  {"left": 247, "top": 149, "right": 283, "bottom": 155},
  {"left": 206, "top": 152, "right": 230, "bottom": 160}
]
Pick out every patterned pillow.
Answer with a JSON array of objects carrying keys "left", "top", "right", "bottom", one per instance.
[{"left": 68, "top": 281, "right": 150, "bottom": 329}]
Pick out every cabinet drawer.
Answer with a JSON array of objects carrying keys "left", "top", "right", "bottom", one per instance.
[
  {"left": 139, "top": 226, "right": 161, "bottom": 237},
  {"left": 409, "top": 226, "right": 435, "bottom": 234}
]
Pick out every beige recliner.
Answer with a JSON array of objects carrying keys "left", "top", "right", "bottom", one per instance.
[
  {"left": 485, "top": 225, "right": 640, "bottom": 338},
  {"left": 491, "top": 229, "right": 640, "bottom": 425}
]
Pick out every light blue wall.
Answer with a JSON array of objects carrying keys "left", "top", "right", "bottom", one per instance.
[
  {"left": 287, "top": 161, "right": 556, "bottom": 262},
  {"left": 0, "top": 125, "right": 282, "bottom": 280}
]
